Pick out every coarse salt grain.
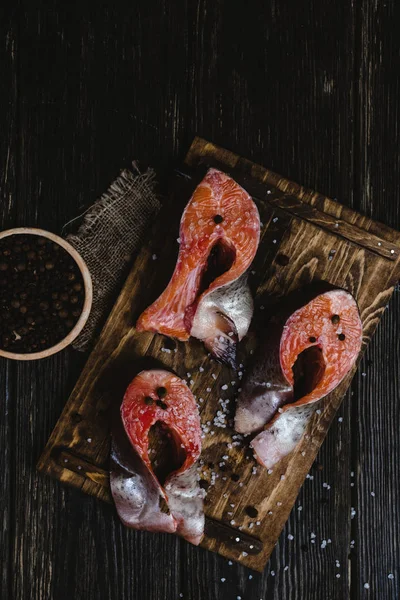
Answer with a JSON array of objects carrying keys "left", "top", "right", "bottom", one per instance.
[
  {"left": 152, "top": 254, "right": 157, "bottom": 260},
  {"left": 288, "top": 534, "right": 294, "bottom": 540},
  {"left": 364, "top": 583, "right": 370, "bottom": 589}
]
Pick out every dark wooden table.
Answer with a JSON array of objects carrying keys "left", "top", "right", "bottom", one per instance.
[{"left": 1, "top": 2, "right": 399, "bottom": 599}]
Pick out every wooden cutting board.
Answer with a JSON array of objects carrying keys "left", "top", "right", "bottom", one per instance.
[{"left": 37, "top": 138, "right": 400, "bottom": 572}]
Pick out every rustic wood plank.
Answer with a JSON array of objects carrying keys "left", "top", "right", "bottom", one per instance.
[
  {"left": 37, "top": 138, "right": 400, "bottom": 575},
  {"left": 353, "top": 1, "right": 400, "bottom": 597},
  {"left": 11, "top": 5, "right": 182, "bottom": 600},
  {"left": 182, "top": 0, "right": 360, "bottom": 592},
  {"left": 0, "top": 4, "right": 18, "bottom": 598},
  {"left": 2, "top": 0, "right": 399, "bottom": 597}
]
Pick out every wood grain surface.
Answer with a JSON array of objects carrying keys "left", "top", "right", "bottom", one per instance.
[
  {"left": 37, "top": 137, "right": 400, "bottom": 573},
  {"left": 1, "top": 1, "right": 400, "bottom": 599}
]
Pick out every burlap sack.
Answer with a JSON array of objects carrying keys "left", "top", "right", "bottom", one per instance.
[{"left": 66, "top": 164, "right": 160, "bottom": 351}]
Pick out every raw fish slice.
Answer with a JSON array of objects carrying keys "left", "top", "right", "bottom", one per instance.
[
  {"left": 235, "top": 321, "right": 293, "bottom": 434},
  {"left": 166, "top": 466, "right": 205, "bottom": 545},
  {"left": 110, "top": 369, "right": 204, "bottom": 544},
  {"left": 137, "top": 169, "right": 260, "bottom": 363},
  {"left": 110, "top": 417, "right": 176, "bottom": 533},
  {"left": 190, "top": 273, "right": 253, "bottom": 368},
  {"left": 235, "top": 290, "right": 362, "bottom": 468},
  {"left": 251, "top": 404, "right": 315, "bottom": 469}
]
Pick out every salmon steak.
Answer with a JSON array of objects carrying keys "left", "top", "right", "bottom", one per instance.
[
  {"left": 110, "top": 369, "right": 204, "bottom": 545},
  {"left": 136, "top": 168, "right": 260, "bottom": 367},
  {"left": 234, "top": 289, "right": 362, "bottom": 468}
]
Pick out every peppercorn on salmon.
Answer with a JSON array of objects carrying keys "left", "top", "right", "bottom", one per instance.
[
  {"left": 234, "top": 289, "right": 362, "bottom": 468},
  {"left": 110, "top": 369, "right": 204, "bottom": 545},
  {"left": 136, "top": 169, "right": 260, "bottom": 367}
]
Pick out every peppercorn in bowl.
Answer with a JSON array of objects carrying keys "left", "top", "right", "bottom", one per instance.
[{"left": 0, "top": 228, "right": 92, "bottom": 360}]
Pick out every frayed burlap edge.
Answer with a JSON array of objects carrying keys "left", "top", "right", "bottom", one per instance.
[{"left": 66, "top": 165, "right": 160, "bottom": 351}]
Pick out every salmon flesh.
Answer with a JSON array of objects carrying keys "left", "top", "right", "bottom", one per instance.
[
  {"left": 136, "top": 168, "right": 260, "bottom": 367},
  {"left": 234, "top": 289, "right": 363, "bottom": 468},
  {"left": 110, "top": 369, "right": 204, "bottom": 545}
]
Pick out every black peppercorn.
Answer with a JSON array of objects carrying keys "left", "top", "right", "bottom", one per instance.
[
  {"left": 156, "top": 400, "right": 168, "bottom": 410},
  {"left": 0, "top": 234, "right": 85, "bottom": 353}
]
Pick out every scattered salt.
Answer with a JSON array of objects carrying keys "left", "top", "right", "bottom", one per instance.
[
  {"left": 338, "top": 417, "right": 343, "bottom": 422},
  {"left": 364, "top": 583, "right": 370, "bottom": 589},
  {"left": 288, "top": 534, "right": 294, "bottom": 540},
  {"left": 152, "top": 254, "right": 157, "bottom": 260}
]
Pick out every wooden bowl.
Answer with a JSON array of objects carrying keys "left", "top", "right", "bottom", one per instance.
[{"left": 0, "top": 227, "right": 93, "bottom": 361}]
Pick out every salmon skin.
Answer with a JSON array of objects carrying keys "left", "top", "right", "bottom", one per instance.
[
  {"left": 136, "top": 168, "right": 260, "bottom": 367},
  {"left": 234, "top": 289, "right": 362, "bottom": 468},
  {"left": 110, "top": 370, "right": 204, "bottom": 545}
]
